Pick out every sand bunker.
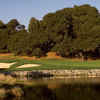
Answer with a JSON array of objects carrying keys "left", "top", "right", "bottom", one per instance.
[
  {"left": 16, "top": 64, "right": 40, "bottom": 68},
  {"left": 0, "top": 62, "right": 16, "bottom": 69},
  {"left": 0, "top": 62, "right": 40, "bottom": 69}
]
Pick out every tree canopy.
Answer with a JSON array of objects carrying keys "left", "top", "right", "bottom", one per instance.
[{"left": 0, "top": 4, "right": 100, "bottom": 60}]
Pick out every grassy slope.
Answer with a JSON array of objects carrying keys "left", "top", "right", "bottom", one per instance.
[{"left": 0, "top": 58, "right": 100, "bottom": 71}]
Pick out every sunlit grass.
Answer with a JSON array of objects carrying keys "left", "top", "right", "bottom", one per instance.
[{"left": 0, "top": 58, "right": 100, "bottom": 71}]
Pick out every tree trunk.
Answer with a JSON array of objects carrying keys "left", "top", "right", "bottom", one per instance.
[
  {"left": 79, "top": 52, "right": 84, "bottom": 60},
  {"left": 76, "top": 54, "right": 78, "bottom": 59}
]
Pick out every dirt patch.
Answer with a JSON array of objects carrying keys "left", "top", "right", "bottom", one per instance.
[
  {"left": 20, "top": 52, "right": 63, "bottom": 60},
  {"left": 0, "top": 53, "right": 12, "bottom": 57},
  {"left": 46, "top": 52, "right": 63, "bottom": 59},
  {"left": 20, "top": 56, "right": 36, "bottom": 60},
  {"left": 1, "top": 53, "right": 95, "bottom": 61},
  {"left": 0, "top": 53, "right": 18, "bottom": 59}
]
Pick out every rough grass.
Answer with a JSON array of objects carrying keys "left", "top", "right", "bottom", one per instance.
[{"left": 0, "top": 58, "right": 100, "bottom": 71}]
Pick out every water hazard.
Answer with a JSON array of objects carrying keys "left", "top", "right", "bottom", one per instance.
[{"left": 1, "top": 77, "right": 100, "bottom": 100}]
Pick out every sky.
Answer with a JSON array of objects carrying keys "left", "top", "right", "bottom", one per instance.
[{"left": 0, "top": 0, "right": 100, "bottom": 29}]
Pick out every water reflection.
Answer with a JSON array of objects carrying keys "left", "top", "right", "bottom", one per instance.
[{"left": 1, "top": 78, "right": 100, "bottom": 100}]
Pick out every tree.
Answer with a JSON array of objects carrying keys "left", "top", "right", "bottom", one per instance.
[
  {"left": 28, "top": 17, "right": 40, "bottom": 34},
  {"left": 0, "top": 29, "right": 10, "bottom": 53},
  {"left": 6, "top": 19, "right": 19, "bottom": 30},
  {"left": 30, "top": 48, "right": 42, "bottom": 57},
  {"left": 69, "top": 25, "right": 100, "bottom": 60},
  {"left": 72, "top": 4, "right": 99, "bottom": 38},
  {"left": 15, "top": 24, "right": 25, "bottom": 31},
  {"left": 23, "top": 32, "right": 51, "bottom": 57},
  {"left": 8, "top": 29, "right": 28, "bottom": 55},
  {"left": 42, "top": 9, "right": 73, "bottom": 56},
  {"left": 42, "top": 10, "right": 73, "bottom": 42},
  {"left": 1, "top": 4, "right": 100, "bottom": 59},
  {"left": 51, "top": 34, "right": 71, "bottom": 57},
  {"left": 0, "top": 20, "right": 6, "bottom": 29}
]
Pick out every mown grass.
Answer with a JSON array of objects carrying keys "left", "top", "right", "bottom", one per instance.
[{"left": 0, "top": 58, "right": 100, "bottom": 71}]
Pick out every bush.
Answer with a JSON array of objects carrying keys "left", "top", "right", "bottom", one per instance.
[{"left": 31, "top": 48, "right": 42, "bottom": 58}]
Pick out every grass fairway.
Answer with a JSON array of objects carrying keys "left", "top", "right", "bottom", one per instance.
[{"left": 0, "top": 58, "right": 100, "bottom": 71}]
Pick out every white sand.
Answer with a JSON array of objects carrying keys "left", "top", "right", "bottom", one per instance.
[
  {"left": 0, "top": 62, "right": 40, "bottom": 69},
  {"left": 0, "top": 62, "right": 16, "bottom": 69},
  {"left": 16, "top": 64, "right": 40, "bottom": 68}
]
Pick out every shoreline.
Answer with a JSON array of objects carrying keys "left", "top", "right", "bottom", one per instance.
[{"left": 1, "top": 69, "right": 100, "bottom": 78}]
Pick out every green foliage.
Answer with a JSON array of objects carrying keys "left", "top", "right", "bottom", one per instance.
[
  {"left": 43, "top": 10, "right": 72, "bottom": 42},
  {"left": 22, "top": 32, "right": 51, "bottom": 57},
  {"left": 28, "top": 17, "right": 40, "bottom": 34},
  {"left": 6, "top": 19, "right": 19, "bottom": 30},
  {"left": 31, "top": 48, "right": 42, "bottom": 57},
  {"left": 0, "top": 29, "right": 10, "bottom": 53},
  {"left": 0, "top": 21, "right": 6, "bottom": 29},
  {"left": 0, "top": 4, "right": 100, "bottom": 59},
  {"left": 8, "top": 29, "right": 28, "bottom": 54}
]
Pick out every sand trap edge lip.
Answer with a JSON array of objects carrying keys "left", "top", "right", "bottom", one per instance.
[{"left": 0, "top": 63, "right": 40, "bottom": 69}]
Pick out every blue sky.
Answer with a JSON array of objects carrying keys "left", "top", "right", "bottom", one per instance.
[{"left": 0, "top": 0, "right": 100, "bottom": 29}]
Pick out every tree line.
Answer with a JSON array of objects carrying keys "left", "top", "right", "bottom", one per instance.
[{"left": 0, "top": 4, "right": 100, "bottom": 60}]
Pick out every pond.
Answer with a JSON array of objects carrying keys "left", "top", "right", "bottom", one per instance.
[{"left": 1, "top": 77, "right": 100, "bottom": 100}]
